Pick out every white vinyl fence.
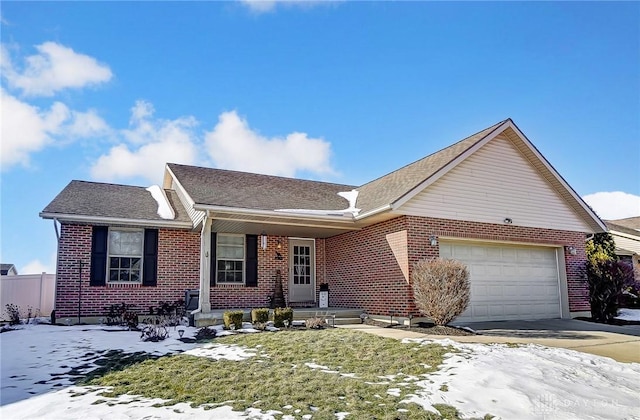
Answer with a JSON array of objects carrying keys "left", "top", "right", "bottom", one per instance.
[{"left": 1, "top": 273, "right": 56, "bottom": 319}]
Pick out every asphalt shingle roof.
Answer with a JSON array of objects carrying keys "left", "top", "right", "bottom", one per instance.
[
  {"left": 606, "top": 217, "right": 640, "bottom": 232},
  {"left": 168, "top": 164, "right": 357, "bottom": 212},
  {"left": 41, "top": 181, "right": 192, "bottom": 224},
  {"left": 605, "top": 220, "right": 640, "bottom": 237},
  {"left": 355, "top": 119, "right": 508, "bottom": 213}
]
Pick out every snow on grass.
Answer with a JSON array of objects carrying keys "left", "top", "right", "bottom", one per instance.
[
  {"left": 616, "top": 308, "right": 640, "bottom": 321},
  {"left": 3, "top": 324, "right": 640, "bottom": 419},
  {"left": 0, "top": 324, "right": 280, "bottom": 419},
  {"left": 402, "top": 338, "right": 640, "bottom": 420},
  {"left": 184, "top": 342, "right": 258, "bottom": 361}
]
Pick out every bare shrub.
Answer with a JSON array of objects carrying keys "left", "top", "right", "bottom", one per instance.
[
  {"left": 412, "top": 258, "right": 470, "bottom": 326},
  {"left": 305, "top": 317, "right": 326, "bottom": 329}
]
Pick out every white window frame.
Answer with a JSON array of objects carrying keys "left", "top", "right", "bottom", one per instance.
[
  {"left": 216, "top": 233, "right": 245, "bottom": 285},
  {"left": 107, "top": 228, "right": 144, "bottom": 284}
]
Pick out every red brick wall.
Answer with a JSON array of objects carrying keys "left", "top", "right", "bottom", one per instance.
[
  {"left": 325, "top": 217, "right": 414, "bottom": 316},
  {"left": 55, "top": 223, "right": 200, "bottom": 318},
  {"left": 325, "top": 215, "right": 589, "bottom": 316},
  {"left": 209, "top": 236, "right": 327, "bottom": 309}
]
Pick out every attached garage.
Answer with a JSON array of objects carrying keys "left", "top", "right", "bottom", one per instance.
[{"left": 439, "top": 241, "right": 562, "bottom": 322}]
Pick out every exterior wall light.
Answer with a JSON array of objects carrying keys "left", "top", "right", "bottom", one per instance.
[
  {"left": 566, "top": 246, "right": 577, "bottom": 255},
  {"left": 429, "top": 235, "right": 438, "bottom": 246},
  {"left": 504, "top": 218, "right": 513, "bottom": 224},
  {"left": 260, "top": 231, "right": 267, "bottom": 250}
]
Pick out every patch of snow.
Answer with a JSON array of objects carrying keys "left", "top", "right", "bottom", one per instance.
[
  {"left": 237, "top": 327, "right": 261, "bottom": 333},
  {"left": 0, "top": 324, "right": 199, "bottom": 406},
  {"left": 387, "top": 388, "right": 402, "bottom": 397},
  {"left": 402, "top": 339, "right": 640, "bottom": 420},
  {"left": 183, "top": 343, "right": 257, "bottom": 361},
  {"left": 145, "top": 185, "right": 175, "bottom": 220},
  {"left": 265, "top": 325, "right": 280, "bottom": 332},
  {"left": 291, "top": 320, "right": 305, "bottom": 327},
  {"left": 305, "top": 362, "right": 331, "bottom": 370},
  {"left": 275, "top": 189, "right": 361, "bottom": 217},
  {"left": 335, "top": 412, "right": 350, "bottom": 419},
  {"left": 616, "top": 308, "right": 640, "bottom": 321}
]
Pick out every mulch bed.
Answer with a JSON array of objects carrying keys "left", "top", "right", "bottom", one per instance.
[{"left": 365, "top": 318, "right": 476, "bottom": 336}]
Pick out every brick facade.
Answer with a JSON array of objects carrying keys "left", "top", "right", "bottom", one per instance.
[
  {"left": 325, "top": 215, "right": 590, "bottom": 317},
  {"left": 55, "top": 223, "right": 200, "bottom": 318},
  {"left": 209, "top": 236, "right": 327, "bottom": 309},
  {"left": 55, "top": 216, "right": 590, "bottom": 320}
]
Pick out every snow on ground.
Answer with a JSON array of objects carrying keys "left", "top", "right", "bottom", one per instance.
[
  {"left": 2, "top": 324, "right": 640, "bottom": 419},
  {"left": 403, "top": 338, "right": 640, "bottom": 420},
  {"left": 616, "top": 308, "right": 640, "bottom": 322}
]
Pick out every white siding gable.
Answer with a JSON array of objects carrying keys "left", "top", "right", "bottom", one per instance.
[
  {"left": 395, "top": 135, "right": 592, "bottom": 232},
  {"left": 611, "top": 231, "right": 640, "bottom": 255}
]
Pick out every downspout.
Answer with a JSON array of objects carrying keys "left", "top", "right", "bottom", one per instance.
[
  {"left": 53, "top": 218, "right": 60, "bottom": 242},
  {"left": 52, "top": 219, "right": 60, "bottom": 323}
]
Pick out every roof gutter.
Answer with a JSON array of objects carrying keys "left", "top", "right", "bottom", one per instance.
[
  {"left": 39, "top": 212, "right": 193, "bottom": 229},
  {"left": 192, "top": 204, "right": 357, "bottom": 224},
  {"left": 354, "top": 204, "right": 392, "bottom": 221}
]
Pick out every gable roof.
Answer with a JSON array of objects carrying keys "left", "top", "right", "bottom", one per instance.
[
  {"left": 167, "top": 163, "right": 356, "bottom": 212},
  {"left": 354, "top": 118, "right": 606, "bottom": 233},
  {"left": 607, "top": 217, "right": 640, "bottom": 232},
  {"left": 606, "top": 220, "right": 640, "bottom": 237},
  {"left": 40, "top": 181, "right": 192, "bottom": 228},
  {"left": 355, "top": 119, "right": 508, "bottom": 215},
  {"left": 1, "top": 264, "right": 17, "bottom": 275}
]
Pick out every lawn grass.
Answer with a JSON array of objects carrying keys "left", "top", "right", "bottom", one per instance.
[{"left": 85, "top": 328, "right": 466, "bottom": 419}]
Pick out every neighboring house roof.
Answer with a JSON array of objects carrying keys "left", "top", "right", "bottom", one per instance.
[
  {"left": 606, "top": 220, "right": 640, "bottom": 237},
  {"left": 607, "top": 217, "right": 640, "bottom": 231},
  {"left": 1, "top": 263, "right": 17, "bottom": 275},
  {"left": 605, "top": 220, "right": 640, "bottom": 256},
  {"left": 167, "top": 163, "right": 357, "bottom": 212},
  {"left": 40, "top": 181, "right": 192, "bottom": 227}
]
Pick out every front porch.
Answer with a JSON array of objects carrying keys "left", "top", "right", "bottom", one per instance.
[{"left": 194, "top": 307, "right": 364, "bottom": 327}]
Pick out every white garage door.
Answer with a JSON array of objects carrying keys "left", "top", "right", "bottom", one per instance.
[{"left": 439, "top": 242, "right": 561, "bottom": 322}]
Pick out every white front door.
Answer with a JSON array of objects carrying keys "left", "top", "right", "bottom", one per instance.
[{"left": 289, "top": 239, "right": 315, "bottom": 302}]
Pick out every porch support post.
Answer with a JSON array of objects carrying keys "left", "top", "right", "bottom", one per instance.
[{"left": 199, "top": 214, "right": 212, "bottom": 313}]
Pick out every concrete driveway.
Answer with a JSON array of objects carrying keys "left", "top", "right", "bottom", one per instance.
[{"left": 340, "top": 319, "right": 640, "bottom": 363}]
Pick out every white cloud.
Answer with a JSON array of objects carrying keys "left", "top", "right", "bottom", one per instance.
[
  {"left": 583, "top": 191, "right": 640, "bottom": 220},
  {"left": 20, "top": 254, "right": 56, "bottom": 274},
  {"left": 239, "top": 0, "right": 335, "bottom": 13},
  {"left": 204, "top": 110, "right": 335, "bottom": 178},
  {"left": 1, "top": 41, "right": 112, "bottom": 96},
  {"left": 90, "top": 100, "right": 199, "bottom": 183},
  {"left": 0, "top": 89, "right": 110, "bottom": 169}
]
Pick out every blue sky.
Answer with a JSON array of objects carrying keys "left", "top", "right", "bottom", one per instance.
[{"left": 1, "top": 1, "right": 639, "bottom": 274}]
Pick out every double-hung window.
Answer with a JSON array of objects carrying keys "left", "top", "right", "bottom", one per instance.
[
  {"left": 216, "top": 234, "right": 245, "bottom": 284},
  {"left": 108, "top": 229, "right": 143, "bottom": 283}
]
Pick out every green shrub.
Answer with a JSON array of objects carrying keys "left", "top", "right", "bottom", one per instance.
[
  {"left": 273, "top": 307, "right": 293, "bottom": 327},
  {"left": 251, "top": 308, "right": 270, "bottom": 324},
  {"left": 223, "top": 310, "right": 244, "bottom": 329}
]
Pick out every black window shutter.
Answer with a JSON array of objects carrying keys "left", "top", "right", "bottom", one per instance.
[
  {"left": 142, "top": 229, "right": 158, "bottom": 286},
  {"left": 210, "top": 232, "right": 217, "bottom": 287},
  {"left": 246, "top": 234, "right": 258, "bottom": 287},
  {"left": 90, "top": 226, "right": 108, "bottom": 286}
]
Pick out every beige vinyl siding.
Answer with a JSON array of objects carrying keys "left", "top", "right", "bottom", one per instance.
[
  {"left": 611, "top": 231, "right": 640, "bottom": 255},
  {"left": 396, "top": 135, "right": 591, "bottom": 232},
  {"left": 171, "top": 179, "right": 205, "bottom": 226}
]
